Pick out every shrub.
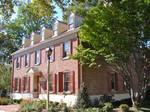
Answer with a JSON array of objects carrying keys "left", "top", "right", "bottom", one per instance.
[
  {"left": 19, "top": 100, "right": 46, "bottom": 112},
  {"left": 13, "top": 99, "right": 22, "bottom": 104},
  {"left": 0, "top": 97, "right": 13, "bottom": 105},
  {"left": 92, "top": 97, "right": 100, "bottom": 107},
  {"left": 102, "top": 102, "right": 113, "bottom": 112},
  {"left": 99, "top": 94, "right": 112, "bottom": 104},
  {"left": 76, "top": 83, "right": 90, "bottom": 108},
  {"left": 119, "top": 104, "right": 129, "bottom": 112},
  {"left": 75, "top": 108, "right": 102, "bottom": 112}
]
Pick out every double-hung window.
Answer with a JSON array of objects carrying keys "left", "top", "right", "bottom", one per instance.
[
  {"left": 35, "top": 50, "right": 41, "bottom": 65},
  {"left": 14, "top": 78, "right": 20, "bottom": 92},
  {"left": 16, "top": 57, "right": 20, "bottom": 68},
  {"left": 58, "top": 71, "right": 75, "bottom": 93},
  {"left": 63, "top": 72, "right": 71, "bottom": 92},
  {"left": 23, "top": 77, "right": 30, "bottom": 93},
  {"left": 63, "top": 41, "right": 71, "bottom": 58},
  {"left": 45, "top": 46, "right": 55, "bottom": 63},
  {"left": 111, "top": 73, "right": 118, "bottom": 90},
  {"left": 25, "top": 54, "right": 30, "bottom": 67}
]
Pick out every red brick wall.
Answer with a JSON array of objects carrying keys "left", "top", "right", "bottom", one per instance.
[
  {"left": 82, "top": 64, "right": 125, "bottom": 95},
  {"left": 13, "top": 38, "right": 79, "bottom": 94}
]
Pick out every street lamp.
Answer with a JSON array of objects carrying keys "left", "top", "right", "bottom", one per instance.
[{"left": 46, "top": 47, "right": 52, "bottom": 111}]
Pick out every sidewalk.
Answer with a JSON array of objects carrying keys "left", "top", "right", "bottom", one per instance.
[{"left": 0, "top": 104, "right": 20, "bottom": 112}]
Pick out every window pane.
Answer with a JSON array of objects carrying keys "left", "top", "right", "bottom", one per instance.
[
  {"left": 64, "top": 72, "right": 70, "bottom": 92},
  {"left": 63, "top": 42, "right": 70, "bottom": 58},
  {"left": 35, "top": 50, "right": 40, "bottom": 64}
]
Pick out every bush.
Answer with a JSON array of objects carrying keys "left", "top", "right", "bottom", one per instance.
[
  {"left": 120, "top": 99, "right": 132, "bottom": 107},
  {"left": 102, "top": 102, "right": 113, "bottom": 112},
  {"left": 119, "top": 104, "right": 129, "bottom": 112},
  {"left": 76, "top": 83, "right": 90, "bottom": 108},
  {"left": 19, "top": 100, "right": 46, "bottom": 112},
  {"left": 13, "top": 99, "right": 22, "bottom": 104},
  {"left": 75, "top": 108, "right": 102, "bottom": 112},
  {"left": 99, "top": 94, "right": 112, "bottom": 104},
  {"left": 0, "top": 97, "right": 13, "bottom": 105}
]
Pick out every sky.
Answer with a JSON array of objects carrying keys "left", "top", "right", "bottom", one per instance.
[{"left": 53, "top": 2, "right": 63, "bottom": 21}]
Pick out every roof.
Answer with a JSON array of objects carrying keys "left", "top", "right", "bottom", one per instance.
[{"left": 11, "top": 27, "right": 79, "bottom": 58}]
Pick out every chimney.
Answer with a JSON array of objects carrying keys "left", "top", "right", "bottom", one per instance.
[
  {"left": 53, "top": 20, "right": 68, "bottom": 37},
  {"left": 31, "top": 32, "right": 41, "bottom": 45},
  {"left": 22, "top": 37, "right": 31, "bottom": 48},
  {"left": 41, "top": 27, "right": 53, "bottom": 41}
]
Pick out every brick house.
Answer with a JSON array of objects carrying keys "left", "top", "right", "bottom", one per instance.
[{"left": 11, "top": 13, "right": 129, "bottom": 106}]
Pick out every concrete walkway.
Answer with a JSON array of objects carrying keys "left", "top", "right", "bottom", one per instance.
[{"left": 0, "top": 104, "right": 20, "bottom": 112}]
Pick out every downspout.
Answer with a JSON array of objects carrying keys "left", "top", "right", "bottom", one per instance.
[{"left": 11, "top": 56, "right": 14, "bottom": 95}]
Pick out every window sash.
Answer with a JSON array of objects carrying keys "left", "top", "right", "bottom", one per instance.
[
  {"left": 63, "top": 42, "right": 70, "bottom": 58},
  {"left": 25, "top": 54, "right": 29, "bottom": 67},
  {"left": 63, "top": 72, "right": 71, "bottom": 92},
  {"left": 35, "top": 50, "right": 41, "bottom": 65},
  {"left": 16, "top": 57, "right": 20, "bottom": 68}
]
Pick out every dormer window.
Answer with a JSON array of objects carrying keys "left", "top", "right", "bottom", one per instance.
[
  {"left": 53, "top": 22, "right": 58, "bottom": 36},
  {"left": 35, "top": 50, "right": 41, "bottom": 65},
  {"left": 69, "top": 13, "right": 74, "bottom": 29}
]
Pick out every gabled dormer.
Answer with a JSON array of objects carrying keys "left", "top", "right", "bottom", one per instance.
[
  {"left": 53, "top": 20, "right": 68, "bottom": 37},
  {"left": 22, "top": 37, "right": 31, "bottom": 48},
  {"left": 68, "top": 12, "right": 83, "bottom": 30},
  {"left": 41, "top": 27, "right": 53, "bottom": 41},
  {"left": 31, "top": 32, "right": 41, "bottom": 45}
]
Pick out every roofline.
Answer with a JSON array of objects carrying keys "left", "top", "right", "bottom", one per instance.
[{"left": 11, "top": 28, "right": 79, "bottom": 58}]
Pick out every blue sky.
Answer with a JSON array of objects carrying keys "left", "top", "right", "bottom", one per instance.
[{"left": 53, "top": 2, "right": 63, "bottom": 20}]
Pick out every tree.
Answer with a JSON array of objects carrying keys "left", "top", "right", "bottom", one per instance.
[
  {"left": 0, "top": 32, "right": 18, "bottom": 63},
  {"left": 76, "top": 83, "right": 90, "bottom": 108},
  {"left": 0, "top": 0, "right": 54, "bottom": 63},
  {"left": 0, "top": 64, "right": 11, "bottom": 96},
  {"left": 73, "top": 0, "right": 150, "bottom": 107}
]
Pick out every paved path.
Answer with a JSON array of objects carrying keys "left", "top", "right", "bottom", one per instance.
[{"left": 0, "top": 104, "right": 20, "bottom": 112}]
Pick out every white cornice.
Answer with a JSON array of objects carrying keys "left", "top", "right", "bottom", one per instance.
[{"left": 12, "top": 28, "right": 79, "bottom": 59}]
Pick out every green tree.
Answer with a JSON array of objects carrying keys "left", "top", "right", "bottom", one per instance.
[
  {"left": 1, "top": 0, "right": 54, "bottom": 63},
  {"left": 76, "top": 83, "right": 90, "bottom": 108},
  {"left": 0, "top": 64, "right": 11, "bottom": 95},
  {"left": 73, "top": 0, "right": 150, "bottom": 107}
]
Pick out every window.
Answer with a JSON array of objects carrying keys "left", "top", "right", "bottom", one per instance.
[
  {"left": 63, "top": 72, "right": 71, "bottom": 92},
  {"left": 16, "top": 57, "right": 20, "bottom": 68},
  {"left": 49, "top": 76, "right": 53, "bottom": 92},
  {"left": 63, "top": 41, "right": 71, "bottom": 58},
  {"left": 40, "top": 79, "right": 47, "bottom": 93},
  {"left": 23, "top": 77, "right": 30, "bottom": 92},
  {"left": 25, "top": 54, "right": 30, "bottom": 67},
  {"left": 111, "top": 73, "right": 118, "bottom": 90},
  {"left": 14, "top": 78, "right": 20, "bottom": 92},
  {"left": 58, "top": 71, "right": 75, "bottom": 93},
  {"left": 69, "top": 14, "right": 74, "bottom": 29},
  {"left": 35, "top": 50, "right": 41, "bottom": 65},
  {"left": 53, "top": 22, "right": 58, "bottom": 36},
  {"left": 45, "top": 46, "right": 55, "bottom": 62},
  {"left": 48, "top": 74, "right": 57, "bottom": 93}
]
